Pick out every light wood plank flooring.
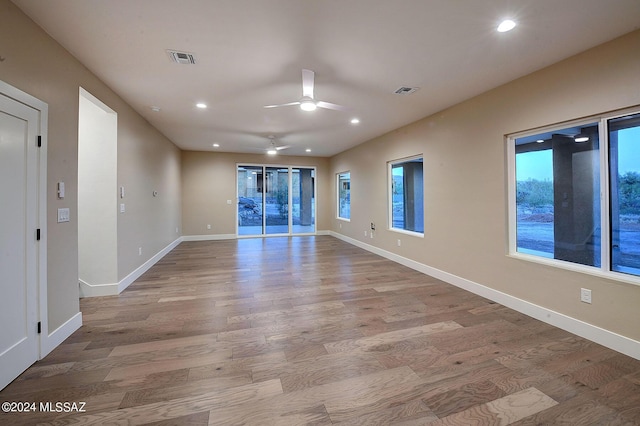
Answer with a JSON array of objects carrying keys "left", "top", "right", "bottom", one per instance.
[{"left": 2, "top": 236, "right": 640, "bottom": 425}]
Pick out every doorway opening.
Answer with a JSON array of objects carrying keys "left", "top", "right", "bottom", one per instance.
[{"left": 78, "top": 88, "right": 118, "bottom": 296}]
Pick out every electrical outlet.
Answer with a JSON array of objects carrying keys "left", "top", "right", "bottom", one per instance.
[
  {"left": 207, "top": 224, "right": 211, "bottom": 230},
  {"left": 339, "top": 223, "right": 342, "bottom": 229},
  {"left": 397, "top": 239, "right": 401, "bottom": 247},
  {"left": 364, "top": 230, "right": 367, "bottom": 237},
  {"left": 138, "top": 247, "right": 142, "bottom": 256},
  {"left": 580, "top": 288, "right": 592, "bottom": 304}
]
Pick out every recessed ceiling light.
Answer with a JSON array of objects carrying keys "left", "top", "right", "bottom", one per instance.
[
  {"left": 212, "top": 143, "right": 220, "bottom": 148},
  {"left": 306, "top": 148, "right": 311, "bottom": 153},
  {"left": 350, "top": 118, "right": 360, "bottom": 124},
  {"left": 196, "top": 103, "right": 207, "bottom": 109},
  {"left": 267, "top": 149, "right": 277, "bottom": 155},
  {"left": 150, "top": 106, "right": 161, "bottom": 112},
  {"left": 497, "top": 19, "right": 516, "bottom": 33},
  {"left": 574, "top": 135, "right": 590, "bottom": 143},
  {"left": 536, "top": 139, "right": 544, "bottom": 143}
]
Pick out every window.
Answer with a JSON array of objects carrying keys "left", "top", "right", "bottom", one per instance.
[
  {"left": 337, "top": 171, "right": 351, "bottom": 220},
  {"left": 609, "top": 113, "right": 640, "bottom": 275},
  {"left": 509, "top": 110, "right": 640, "bottom": 281},
  {"left": 514, "top": 121, "right": 600, "bottom": 266},
  {"left": 389, "top": 156, "right": 424, "bottom": 234}
]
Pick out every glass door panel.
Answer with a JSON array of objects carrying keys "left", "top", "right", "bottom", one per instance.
[
  {"left": 237, "top": 166, "right": 263, "bottom": 236},
  {"left": 292, "top": 167, "right": 315, "bottom": 233},
  {"left": 265, "top": 167, "right": 289, "bottom": 234}
]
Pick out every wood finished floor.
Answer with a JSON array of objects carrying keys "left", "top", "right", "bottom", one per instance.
[{"left": 2, "top": 236, "right": 640, "bottom": 425}]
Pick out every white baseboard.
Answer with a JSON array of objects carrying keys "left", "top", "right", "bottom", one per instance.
[
  {"left": 79, "top": 237, "right": 183, "bottom": 297},
  {"left": 117, "top": 237, "right": 183, "bottom": 293},
  {"left": 183, "top": 231, "right": 330, "bottom": 241},
  {"left": 40, "top": 311, "right": 82, "bottom": 358},
  {"left": 329, "top": 231, "right": 640, "bottom": 360},
  {"left": 182, "top": 234, "right": 236, "bottom": 241},
  {"left": 79, "top": 279, "right": 118, "bottom": 297}
]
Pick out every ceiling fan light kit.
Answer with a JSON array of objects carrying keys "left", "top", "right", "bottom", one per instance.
[
  {"left": 300, "top": 98, "right": 317, "bottom": 111},
  {"left": 264, "top": 69, "right": 348, "bottom": 113}
]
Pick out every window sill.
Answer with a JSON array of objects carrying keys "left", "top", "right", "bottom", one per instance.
[
  {"left": 508, "top": 251, "right": 640, "bottom": 288},
  {"left": 389, "top": 227, "right": 424, "bottom": 238}
]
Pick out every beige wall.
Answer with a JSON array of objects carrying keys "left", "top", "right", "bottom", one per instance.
[
  {"left": 330, "top": 30, "right": 640, "bottom": 341},
  {"left": 0, "top": 1, "right": 182, "bottom": 330},
  {"left": 182, "top": 151, "right": 330, "bottom": 236}
]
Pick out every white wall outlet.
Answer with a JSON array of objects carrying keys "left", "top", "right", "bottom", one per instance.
[
  {"left": 364, "top": 230, "right": 367, "bottom": 237},
  {"left": 207, "top": 224, "right": 211, "bottom": 230},
  {"left": 339, "top": 223, "right": 342, "bottom": 229},
  {"left": 120, "top": 203, "right": 125, "bottom": 213},
  {"left": 138, "top": 247, "right": 142, "bottom": 256},
  {"left": 227, "top": 199, "right": 232, "bottom": 205},
  {"left": 580, "top": 288, "right": 592, "bottom": 304},
  {"left": 397, "top": 239, "right": 401, "bottom": 247},
  {"left": 176, "top": 227, "right": 179, "bottom": 234}
]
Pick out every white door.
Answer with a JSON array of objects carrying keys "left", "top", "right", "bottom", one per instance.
[{"left": 0, "top": 93, "right": 39, "bottom": 390}]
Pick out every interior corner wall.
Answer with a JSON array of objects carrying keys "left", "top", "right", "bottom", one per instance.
[
  {"left": 181, "top": 151, "right": 330, "bottom": 237},
  {"left": 329, "top": 30, "right": 640, "bottom": 343},
  {"left": 0, "top": 0, "right": 182, "bottom": 330}
]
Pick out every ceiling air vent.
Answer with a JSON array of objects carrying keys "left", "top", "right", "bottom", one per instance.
[
  {"left": 167, "top": 50, "right": 196, "bottom": 65},
  {"left": 394, "top": 86, "right": 419, "bottom": 95}
]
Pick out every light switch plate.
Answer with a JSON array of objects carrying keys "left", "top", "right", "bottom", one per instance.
[{"left": 57, "top": 208, "right": 70, "bottom": 223}]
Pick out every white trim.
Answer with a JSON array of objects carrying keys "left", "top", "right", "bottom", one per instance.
[
  {"left": 117, "top": 237, "right": 182, "bottom": 293},
  {"left": 184, "top": 231, "right": 330, "bottom": 241},
  {"left": 183, "top": 234, "right": 237, "bottom": 242},
  {"left": 40, "top": 312, "right": 82, "bottom": 358},
  {"left": 79, "top": 237, "right": 183, "bottom": 297},
  {"left": 79, "top": 279, "right": 118, "bottom": 297},
  {"left": 329, "top": 231, "right": 640, "bottom": 360},
  {"left": 0, "top": 81, "right": 50, "bottom": 362}
]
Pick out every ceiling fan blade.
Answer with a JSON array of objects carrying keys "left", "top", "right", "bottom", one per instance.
[
  {"left": 275, "top": 145, "right": 291, "bottom": 151},
  {"left": 316, "top": 100, "right": 350, "bottom": 112},
  {"left": 264, "top": 101, "right": 300, "bottom": 109},
  {"left": 302, "top": 69, "right": 314, "bottom": 99}
]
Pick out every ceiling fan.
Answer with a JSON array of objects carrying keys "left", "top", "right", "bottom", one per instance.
[
  {"left": 264, "top": 69, "right": 349, "bottom": 112},
  {"left": 265, "top": 135, "right": 290, "bottom": 155}
]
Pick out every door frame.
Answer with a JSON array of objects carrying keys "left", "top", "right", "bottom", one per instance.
[{"left": 0, "top": 80, "right": 48, "bottom": 359}]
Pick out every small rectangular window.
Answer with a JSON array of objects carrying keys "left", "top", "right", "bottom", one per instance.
[
  {"left": 337, "top": 171, "right": 351, "bottom": 220},
  {"left": 389, "top": 156, "right": 424, "bottom": 234}
]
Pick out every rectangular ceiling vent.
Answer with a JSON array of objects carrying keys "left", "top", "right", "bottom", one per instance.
[
  {"left": 394, "top": 86, "right": 419, "bottom": 95},
  {"left": 167, "top": 50, "right": 196, "bottom": 65}
]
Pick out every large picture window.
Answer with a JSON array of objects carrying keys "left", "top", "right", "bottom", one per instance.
[
  {"left": 389, "top": 156, "right": 424, "bottom": 234},
  {"left": 337, "top": 172, "right": 351, "bottom": 220},
  {"left": 509, "top": 110, "right": 640, "bottom": 281}
]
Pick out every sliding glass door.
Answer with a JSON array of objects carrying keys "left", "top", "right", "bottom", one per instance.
[
  {"left": 265, "top": 167, "right": 289, "bottom": 235},
  {"left": 292, "top": 167, "right": 315, "bottom": 233},
  {"left": 237, "top": 166, "right": 264, "bottom": 236},
  {"left": 237, "top": 164, "right": 315, "bottom": 236}
]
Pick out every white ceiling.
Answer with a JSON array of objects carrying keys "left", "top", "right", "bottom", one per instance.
[{"left": 12, "top": 0, "right": 640, "bottom": 157}]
